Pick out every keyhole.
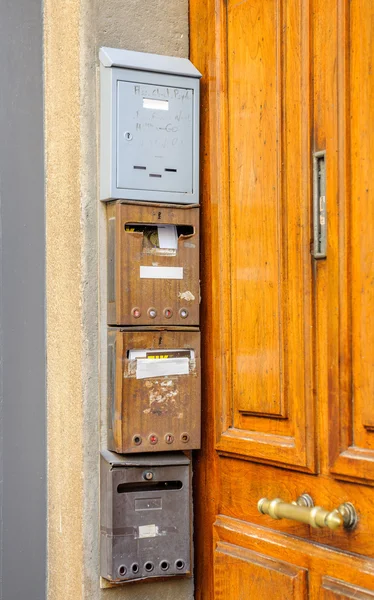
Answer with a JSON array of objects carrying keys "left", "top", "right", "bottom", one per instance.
[
  {"left": 158, "top": 212, "right": 161, "bottom": 220},
  {"left": 124, "top": 131, "right": 133, "bottom": 141}
]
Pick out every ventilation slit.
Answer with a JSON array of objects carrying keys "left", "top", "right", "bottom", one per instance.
[
  {"left": 133, "top": 165, "right": 146, "bottom": 170},
  {"left": 149, "top": 173, "right": 162, "bottom": 178},
  {"left": 164, "top": 168, "right": 177, "bottom": 172}
]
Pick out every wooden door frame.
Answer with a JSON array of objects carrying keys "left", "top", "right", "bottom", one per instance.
[{"left": 190, "top": 1, "right": 230, "bottom": 598}]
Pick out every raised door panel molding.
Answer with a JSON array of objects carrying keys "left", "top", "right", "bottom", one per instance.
[
  {"left": 213, "top": 0, "right": 315, "bottom": 472},
  {"left": 214, "top": 516, "right": 374, "bottom": 591},
  {"left": 328, "top": 0, "right": 374, "bottom": 485},
  {"left": 214, "top": 541, "right": 307, "bottom": 600},
  {"left": 322, "top": 576, "right": 374, "bottom": 599}
]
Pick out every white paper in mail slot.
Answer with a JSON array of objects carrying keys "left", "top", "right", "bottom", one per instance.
[
  {"left": 139, "top": 266, "right": 183, "bottom": 279},
  {"left": 157, "top": 225, "right": 178, "bottom": 249},
  {"left": 136, "top": 357, "right": 189, "bottom": 379}
]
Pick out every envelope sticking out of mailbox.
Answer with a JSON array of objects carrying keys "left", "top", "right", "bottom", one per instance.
[
  {"left": 108, "top": 329, "right": 201, "bottom": 454},
  {"left": 107, "top": 202, "right": 199, "bottom": 327}
]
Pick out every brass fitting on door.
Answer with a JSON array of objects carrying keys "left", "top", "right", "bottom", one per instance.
[{"left": 257, "top": 495, "right": 358, "bottom": 531}]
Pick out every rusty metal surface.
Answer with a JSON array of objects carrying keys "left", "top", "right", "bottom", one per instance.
[
  {"left": 107, "top": 328, "right": 201, "bottom": 453},
  {"left": 107, "top": 202, "right": 200, "bottom": 326}
]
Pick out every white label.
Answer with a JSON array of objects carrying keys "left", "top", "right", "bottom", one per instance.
[
  {"left": 138, "top": 524, "right": 158, "bottom": 539},
  {"left": 157, "top": 225, "right": 178, "bottom": 249},
  {"left": 136, "top": 357, "right": 189, "bottom": 379},
  {"left": 140, "top": 266, "right": 183, "bottom": 279},
  {"left": 143, "top": 98, "right": 169, "bottom": 111}
]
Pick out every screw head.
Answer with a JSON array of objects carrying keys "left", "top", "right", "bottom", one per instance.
[
  {"left": 165, "top": 433, "right": 174, "bottom": 444},
  {"left": 132, "top": 307, "right": 141, "bottom": 318},
  {"left": 148, "top": 308, "right": 157, "bottom": 319},
  {"left": 143, "top": 470, "right": 154, "bottom": 481},
  {"left": 180, "top": 432, "right": 190, "bottom": 443},
  {"left": 133, "top": 435, "right": 142, "bottom": 446},
  {"left": 179, "top": 308, "right": 189, "bottom": 319},
  {"left": 149, "top": 434, "right": 158, "bottom": 445},
  {"left": 164, "top": 308, "right": 173, "bottom": 319}
]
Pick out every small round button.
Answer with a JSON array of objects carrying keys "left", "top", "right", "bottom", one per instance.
[
  {"left": 149, "top": 434, "right": 158, "bottom": 445},
  {"left": 131, "top": 307, "right": 141, "bottom": 318},
  {"left": 164, "top": 308, "right": 173, "bottom": 319},
  {"left": 179, "top": 308, "right": 189, "bottom": 319},
  {"left": 165, "top": 433, "right": 174, "bottom": 444},
  {"left": 148, "top": 308, "right": 157, "bottom": 319}
]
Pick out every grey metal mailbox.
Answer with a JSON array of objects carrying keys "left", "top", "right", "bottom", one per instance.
[
  {"left": 100, "top": 450, "right": 191, "bottom": 583},
  {"left": 99, "top": 47, "right": 201, "bottom": 204}
]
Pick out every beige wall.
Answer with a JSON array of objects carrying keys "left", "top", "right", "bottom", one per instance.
[{"left": 45, "top": 1, "right": 192, "bottom": 599}]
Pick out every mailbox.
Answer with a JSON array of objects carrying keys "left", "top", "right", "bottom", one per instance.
[
  {"left": 100, "top": 450, "right": 191, "bottom": 583},
  {"left": 99, "top": 47, "right": 201, "bottom": 204},
  {"left": 107, "top": 328, "right": 201, "bottom": 453},
  {"left": 107, "top": 201, "right": 199, "bottom": 326}
]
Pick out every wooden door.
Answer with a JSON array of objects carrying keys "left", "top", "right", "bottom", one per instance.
[{"left": 190, "top": 0, "right": 374, "bottom": 598}]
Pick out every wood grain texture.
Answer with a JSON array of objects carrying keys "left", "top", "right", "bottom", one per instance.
[
  {"left": 192, "top": 0, "right": 315, "bottom": 473},
  {"left": 190, "top": 0, "right": 374, "bottom": 598},
  {"left": 214, "top": 542, "right": 307, "bottom": 600},
  {"left": 322, "top": 577, "right": 374, "bottom": 600},
  {"left": 107, "top": 201, "right": 200, "bottom": 326},
  {"left": 107, "top": 328, "right": 201, "bottom": 453},
  {"left": 215, "top": 517, "right": 374, "bottom": 596},
  {"left": 327, "top": 0, "right": 374, "bottom": 484},
  {"left": 219, "top": 457, "right": 374, "bottom": 558}
]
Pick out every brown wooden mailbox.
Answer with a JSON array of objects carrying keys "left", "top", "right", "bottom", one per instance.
[
  {"left": 107, "top": 328, "right": 201, "bottom": 453},
  {"left": 107, "top": 202, "right": 199, "bottom": 326}
]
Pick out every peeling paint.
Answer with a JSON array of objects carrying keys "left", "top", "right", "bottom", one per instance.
[
  {"left": 143, "top": 379, "right": 181, "bottom": 415},
  {"left": 178, "top": 290, "right": 195, "bottom": 302}
]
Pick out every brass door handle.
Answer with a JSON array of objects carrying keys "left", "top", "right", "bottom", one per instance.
[{"left": 258, "top": 495, "right": 357, "bottom": 531}]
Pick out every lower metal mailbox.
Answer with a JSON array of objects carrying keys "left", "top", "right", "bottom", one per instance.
[
  {"left": 100, "top": 450, "right": 191, "bottom": 583},
  {"left": 107, "top": 328, "right": 201, "bottom": 453}
]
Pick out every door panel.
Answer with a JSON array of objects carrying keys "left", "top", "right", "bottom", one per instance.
[
  {"left": 321, "top": 577, "right": 374, "bottom": 600},
  {"left": 215, "top": 517, "right": 374, "bottom": 596},
  {"left": 219, "top": 0, "right": 315, "bottom": 472},
  {"left": 214, "top": 542, "right": 307, "bottom": 600},
  {"left": 328, "top": 0, "right": 374, "bottom": 484},
  {"left": 219, "top": 459, "right": 374, "bottom": 557},
  {"left": 190, "top": 0, "right": 374, "bottom": 598}
]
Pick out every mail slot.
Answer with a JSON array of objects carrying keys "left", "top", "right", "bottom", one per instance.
[
  {"left": 100, "top": 450, "right": 191, "bottom": 583},
  {"left": 107, "top": 328, "right": 201, "bottom": 453},
  {"left": 107, "top": 201, "right": 199, "bottom": 326}
]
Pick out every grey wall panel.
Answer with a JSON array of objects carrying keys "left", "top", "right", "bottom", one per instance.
[{"left": 0, "top": 1, "right": 46, "bottom": 599}]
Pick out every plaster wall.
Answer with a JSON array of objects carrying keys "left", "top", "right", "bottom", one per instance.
[{"left": 45, "top": 1, "right": 192, "bottom": 599}]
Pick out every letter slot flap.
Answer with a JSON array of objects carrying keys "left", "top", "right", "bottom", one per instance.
[{"left": 100, "top": 451, "right": 191, "bottom": 583}]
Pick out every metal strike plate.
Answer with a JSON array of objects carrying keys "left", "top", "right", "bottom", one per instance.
[{"left": 312, "top": 150, "right": 327, "bottom": 259}]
